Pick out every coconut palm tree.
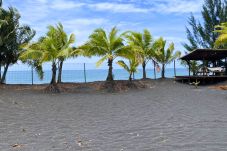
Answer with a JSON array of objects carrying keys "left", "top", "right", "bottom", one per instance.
[
  {"left": 117, "top": 49, "right": 141, "bottom": 81},
  {"left": 153, "top": 37, "right": 181, "bottom": 78},
  {"left": 53, "top": 24, "right": 75, "bottom": 83},
  {"left": 82, "top": 27, "right": 126, "bottom": 81},
  {"left": 20, "top": 23, "right": 75, "bottom": 92},
  {"left": 124, "top": 29, "right": 154, "bottom": 79}
]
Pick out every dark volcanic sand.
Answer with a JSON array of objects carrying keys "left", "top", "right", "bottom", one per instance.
[{"left": 0, "top": 80, "right": 227, "bottom": 151}]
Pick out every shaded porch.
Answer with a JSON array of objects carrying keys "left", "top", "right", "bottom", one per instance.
[{"left": 176, "top": 49, "right": 227, "bottom": 84}]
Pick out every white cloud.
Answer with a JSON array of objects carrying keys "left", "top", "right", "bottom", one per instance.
[
  {"left": 88, "top": 2, "right": 149, "bottom": 13},
  {"left": 63, "top": 18, "right": 108, "bottom": 27},
  {"left": 150, "top": 0, "right": 203, "bottom": 14},
  {"left": 60, "top": 18, "right": 110, "bottom": 45},
  {"left": 50, "top": 0, "right": 85, "bottom": 10},
  {"left": 18, "top": 0, "right": 203, "bottom": 15}
]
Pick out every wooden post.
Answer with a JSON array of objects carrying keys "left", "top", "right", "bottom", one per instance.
[
  {"left": 225, "top": 58, "right": 227, "bottom": 75},
  {"left": 83, "top": 63, "right": 87, "bottom": 83},
  {"left": 203, "top": 58, "right": 205, "bottom": 76},
  {"left": 187, "top": 61, "right": 191, "bottom": 76},
  {"left": 153, "top": 60, "right": 156, "bottom": 80},
  {"left": 31, "top": 65, "right": 34, "bottom": 85},
  {"left": 187, "top": 60, "right": 191, "bottom": 83}
]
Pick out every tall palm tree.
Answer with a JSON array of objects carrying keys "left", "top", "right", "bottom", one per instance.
[
  {"left": 82, "top": 27, "right": 126, "bottom": 81},
  {"left": 53, "top": 24, "right": 75, "bottom": 83},
  {"left": 153, "top": 37, "right": 181, "bottom": 78},
  {"left": 124, "top": 29, "right": 154, "bottom": 79},
  {"left": 214, "top": 22, "right": 227, "bottom": 48},
  {"left": 20, "top": 23, "right": 75, "bottom": 92}
]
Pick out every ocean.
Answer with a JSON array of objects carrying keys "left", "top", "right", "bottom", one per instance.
[{"left": 4, "top": 68, "right": 188, "bottom": 84}]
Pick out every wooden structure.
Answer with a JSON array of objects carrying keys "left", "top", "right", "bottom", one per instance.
[{"left": 176, "top": 49, "right": 227, "bottom": 84}]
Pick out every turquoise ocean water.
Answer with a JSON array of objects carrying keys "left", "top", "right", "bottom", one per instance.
[{"left": 4, "top": 68, "right": 188, "bottom": 84}]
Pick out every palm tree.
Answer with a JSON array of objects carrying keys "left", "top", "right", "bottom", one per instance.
[
  {"left": 153, "top": 37, "right": 181, "bottom": 78},
  {"left": 214, "top": 22, "right": 227, "bottom": 48},
  {"left": 0, "top": 7, "right": 35, "bottom": 83},
  {"left": 82, "top": 27, "right": 126, "bottom": 81},
  {"left": 53, "top": 24, "right": 75, "bottom": 83},
  {"left": 20, "top": 23, "right": 75, "bottom": 92},
  {"left": 117, "top": 49, "right": 141, "bottom": 81},
  {"left": 124, "top": 29, "right": 154, "bottom": 79}
]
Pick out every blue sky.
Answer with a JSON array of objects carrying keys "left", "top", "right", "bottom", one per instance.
[{"left": 3, "top": 0, "right": 204, "bottom": 69}]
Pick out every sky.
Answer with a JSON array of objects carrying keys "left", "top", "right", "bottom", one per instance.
[{"left": 3, "top": 0, "right": 204, "bottom": 69}]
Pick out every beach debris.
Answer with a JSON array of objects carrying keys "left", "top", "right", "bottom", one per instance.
[
  {"left": 189, "top": 79, "right": 200, "bottom": 88},
  {"left": 76, "top": 135, "right": 84, "bottom": 147},
  {"left": 12, "top": 144, "right": 23, "bottom": 148},
  {"left": 22, "top": 128, "right": 26, "bottom": 132},
  {"left": 34, "top": 133, "right": 41, "bottom": 137},
  {"left": 77, "top": 140, "right": 83, "bottom": 147},
  {"left": 75, "top": 135, "right": 91, "bottom": 148}
]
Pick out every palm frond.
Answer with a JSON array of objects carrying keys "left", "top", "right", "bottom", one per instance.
[
  {"left": 117, "top": 60, "right": 130, "bottom": 72},
  {"left": 96, "top": 55, "right": 108, "bottom": 67}
]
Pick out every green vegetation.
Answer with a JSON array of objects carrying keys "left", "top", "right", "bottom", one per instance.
[
  {"left": 214, "top": 23, "right": 227, "bottom": 48},
  {"left": 0, "top": 1, "right": 183, "bottom": 92},
  {"left": 0, "top": 5, "right": 35, "bottom": 83},
  {"left": 20, "top": 23, "right": 75, "bottom": 92},
  {"left": 123, "top": 29, "right": 154, "bottom": 79},
  {"left": 153, "top": 37, "right": 181, "bottom": 78},
  {"left": 80, "top": 27, "right": 127, "bottom": 82},
  {"left": 117, "top": 49, "right": 141, "bottom": 81}
]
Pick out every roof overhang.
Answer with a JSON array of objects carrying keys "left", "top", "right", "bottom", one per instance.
[{"left": 180, "top": 49, "right": 227, "bottom": 61}]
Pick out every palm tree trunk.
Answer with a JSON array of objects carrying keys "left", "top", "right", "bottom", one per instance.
[
  {"left": 45, "top": 61, "right": 60, "bottom": 93},
  {"left": 142, "top": 61, "right": 146, "bottom": 79},
  {"left": 1, "top": 63, "right": 9, "bottom": 84},
  {"left": 161, "top": 64, "right": 165, "bottom": 78},
  {"left": 153, "top": 60, "right": 156, "bottom": 80},
  {"left": 57, "top": 60, "right": 63, "bottom": 83},
  {"left": 106, "top": 59, "right": 113, "bottom": 81},
  {"left": 50, "top": 62, "right": 57, "bottom": 84},
  {"left": 129, "top": 72, "right": 132, "bottom": 81}
]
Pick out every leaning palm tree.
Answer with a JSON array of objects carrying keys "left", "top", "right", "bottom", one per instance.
[
  {"left": 124, "top": 29, "right": 154, "bottom": 79},
  {"left": 20, "top": 23, "right": 75, "bottom": 92},
  {"left": 153, "top": 37, "right": 181, "bottom": 78},
  {"left": 82, "top": 27, "right": 126, "bottom": 81},
  {"left": 214, "top": 22, "right": 227, "bottom": 48},
  {"left": 117, "top": 49, "right": 141, "bottom": 81}
]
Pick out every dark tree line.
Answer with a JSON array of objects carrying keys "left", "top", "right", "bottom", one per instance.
[{"left": 184, "top": 0, "right": 227, "bottom": 51}]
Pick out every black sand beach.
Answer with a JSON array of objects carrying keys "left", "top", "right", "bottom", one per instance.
[{"left": 0, "top": 80, "right": 227, "bottom": 151}]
